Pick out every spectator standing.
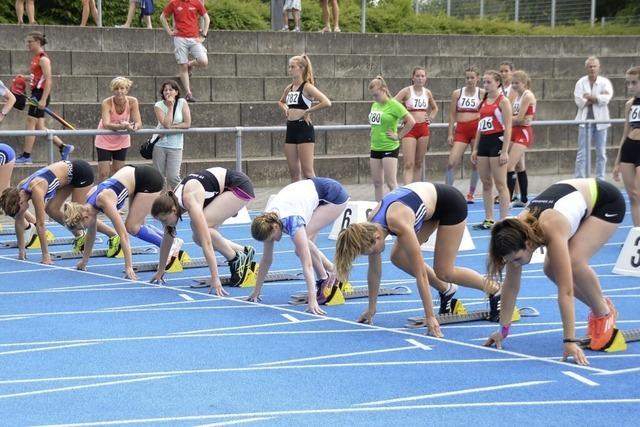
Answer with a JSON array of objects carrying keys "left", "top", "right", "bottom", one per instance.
[
  {"left": 160, "top": 0, "right": 210, "bottom": 103},
  {"left": 80, "top": 0, "right": 99, "bottom": 26},
  {"left": 281, "top": 0, "right": 301, "bottom": 32},
  {"left": 117, "top": 0, "right": 154, "bottom": 29},
  {"left": 320, "top": 0, "right": 339, "bottom": 32},
  {"left": 153, "top": 80, "right": 191, "bottom": 189},
  {"left": 574, "top": 56, "right": 613, "bottom": 180},
  {"left": 16, "top": 32, "right": 74, "bottom": 165},
  {"left": 15, "top": 0, "right": 36, "bottom": 25},
  {"left": 94, "top": 77, "right": 142, "bottom": 183}
]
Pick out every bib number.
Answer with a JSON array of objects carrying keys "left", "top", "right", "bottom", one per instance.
[
  {"left": 460, "top": 97, "right": 477, "bottom": 109},
  {"left": 412, "top": 98, "right": 427, "bottom": 109},
  {"left": 369, "top": 112, "right": 382, "bottom": 125},
  {"left": 631, "top": 105, "right": 640, "bottom": 122},
  {"left": 286, "top": 92, "right": 299, "bottom": 105},
  {"left": 479, "top": 117, "right": 494, "bottom": 132}
]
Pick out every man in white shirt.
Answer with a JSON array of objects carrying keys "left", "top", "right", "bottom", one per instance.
[{"left": 574, "top": 56, "right": 613, "bottom": 179}]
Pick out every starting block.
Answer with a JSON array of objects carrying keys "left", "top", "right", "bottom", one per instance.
[
  {"left": 328, "top": 201, "right": 378, "bottom": 240},
  {"left": 51, "top": 246, "right": 157, "bottom": 260},
  {"left": 132, "top": 251, "right": 227, "bottom": 273},
  {"left": 190, "top": 262, "right": 301, "bottom": 288},
  {"left": 288, "top": 282, "right": 412, "bottom": 306},
  {"left": 405, "top": 299, "right": 528, "bottom": 328},
  {"left": 613, "top": 227, "right": 640, "bottom": 276},
  {"left": 421, "top": 226, "right": 475, "bottom": 252},
  {"left": 222, "top": 207, "right": 251, "bottom": 225},
  {"left": 576, "top": 328, "right": 640, "bottom": 353},
  {"left": 0, "top": 233, "right": 102, "bottom": 249}
]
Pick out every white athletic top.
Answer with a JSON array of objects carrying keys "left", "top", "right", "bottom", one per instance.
[
  {"left": 456, "top": 86, "right": 481, "bottom": 113},
  {"left": 502, "top": 84, "right": 512, "bottom": 97},
  {"left": 266, "top": 179, "right": 319, "bottom": 225},
  {"left": 404, "top": 86, "right": 429, "bottom": 112}
]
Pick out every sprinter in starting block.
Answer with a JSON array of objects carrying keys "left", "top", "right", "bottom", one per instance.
[
  {"left": 148, "top": 167, "right": 256, "bottom": 296},
  {"left": 289, "top": 281, "right": 412, "bottom": 306},
  {"left": 335, "top": 182, "right": 501, "bottom": 334},
  {"left": 484, "top": 178, "right": 626, "bottom": 365}
]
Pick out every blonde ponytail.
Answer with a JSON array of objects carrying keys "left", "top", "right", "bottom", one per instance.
[{"left": 334, "top": 222, "right": 379, "bottom": 283}]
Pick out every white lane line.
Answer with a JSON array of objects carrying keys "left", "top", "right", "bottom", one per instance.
[
  {"left": 562, "top": 371, "right": 599, "bottom": 386},
  {"left": 0, "top": 287, "right": 166, "bottom": 296},
  {"left": 0, "top": 254, "right": 612, "bottom": 375},
  {"left": 104, "top": 299, "right": 214, "bottom": 311},
  {"left": 179, "top": 294, "right": 195, "bottom": 301},
  {"left": 470, "top": 327, "right": 568, "bottom": 341},
  {"left": 0, "top": 329, "right": 377, "bottom": 349},
  {"left": 196, "top": 417, "right": 275, "bottom": 427},
  {"left": 594, "top": 366, "right": 640, "bottom": 376},
  {"left": 47, "top": 281, "right": 132, "bottom": 291},
  {"left": 281, "top": 313, "right": 301, "bottom": 323},
  {"left": 355, "top": 380, "right": 553, "bottom": 406},
  {"left": 405, "top": 339, "right": 432, "bottom": 351},
  {"left": 0, "top": 343, "right": 98, "bottom": 356},
  {"left": 171, "top": 318, "right": 327, "bottom": 335},
  {"left": 0, "top": 316, "right": 30, "bottom": 321},
  {"left": 32, "top": 398, "right": 640, "bottom": 426},
  {"left": 0, "top": 375, "right": 174, "bottom": 400},
  {"left": 2, "top": 354, "right": 629, "bottom": 387},
  {"left": 254, "top": 344, "right": 419, "bottom": 367}
]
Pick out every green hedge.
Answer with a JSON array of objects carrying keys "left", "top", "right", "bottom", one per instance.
[{"left": 0, "top": 0, "right": 638, "bottom": 35}]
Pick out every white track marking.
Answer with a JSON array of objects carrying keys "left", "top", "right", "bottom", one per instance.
[
  {"left": 562, "top": 371, "right": 599, "bottom": 386},
  {"left": 281, "top": 314, "right": 301, "bottom": 323},
  {"left": 0, "top": 343, "right": 98, "bottom": 356}
]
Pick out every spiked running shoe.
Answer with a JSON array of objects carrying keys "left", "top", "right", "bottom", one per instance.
[
  {"left": 438, "top": 286, "right": 457, "bottom": 315},
  {"left": 473, "top": 219, "right": 495, "bottom": 230},
  {"left": 488, "top": 293, "right": 502, "bottom": 322},
  {"left": 316, "top": 271, "right": 337, "bottom": 305},
  {"left": 228, "top": 249, "right": 254, "bottom": 287},
  {"left": 587, "top": 297, "right": 618, "bottom": 351},
  {"left": 106, "top": 235, "right": 121, "bottom": 258},
  {"left": 72, "top": 231, "right": 86, "bottom": 253}
]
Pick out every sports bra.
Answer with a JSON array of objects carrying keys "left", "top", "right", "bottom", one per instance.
[
  {"left": 629, "top": 97, "right": 640, "bottom": 130},
  {"left": 370, "top": 187, "right": 427, "bottom": 236},
  {"left": 512, "top": 90, "right": 536, "bottom": 120},
  {"left": 404, "top": 86, "right": 429, "bottom": 112},
  {"left": 87, "top": 178, "right": 128, "bottom": 212},
  {"left": 20, "top": 162, "right": 72, "bottom": 203},
  {"left": 527, "top": 183, "right": 586, "bottom": 238},
  {"left": 286, "top": 82, "right": 313, "bottom": 111},
  {"left": 174, "top": 167, "right": 223, "bottom": 210},
  {"left": 456, "top": 87, "right": 481, "bottom": 113}
]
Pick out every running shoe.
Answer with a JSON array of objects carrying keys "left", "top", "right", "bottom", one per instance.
[
  {"left": 510, "top": 200, "right": 527, "bottom": 208},
  {"left": 15, "top": 155, "right": 32, "bottom": 165},
  {"left": 106, "top": 235, "right": 121, "bottom": 258},
  {"left": 316, "top": 271, "right": 337, "bottom": 305},
  {"left": 466, "top": 192, "right": 475, "bottom": 204},
  {"left": 184, "top": 94, "right": 197, "bottom": 103},
  {"left": 472, "top": 219, "right": 495, "bottom": 230},
  {"left": 587, "top": 297, "right": 618, "bottom": 350},
  {"left": 229, "top": 249, "right": 252, "bottom": 287},
  {"left": 488, "top": 293, "right": 502, "bottom": 322},
  {"left": 438, "top": 285, "right": 457, "bottom": 315},
  {"left": 24, "top": 223, "right": 37, "bottom": 247},
  {"left": 72, "top": 231, "right": 86, "bottom": 253},
  {"left": 60, "top": 144, "right": 74, "bottom": 161}
]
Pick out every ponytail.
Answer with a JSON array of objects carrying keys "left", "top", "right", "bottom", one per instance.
[
  {"left": 290, "top": 55, "right": 315, "bottom": 86},
  {"left": 368, "top": 75, "right": 391, "bottom": 97},
  {"left": 334, "top": 222, "right": 379, "bottom": 283},
  {"left": 251, "top": 212, "right": 283, "bottom": 242}
]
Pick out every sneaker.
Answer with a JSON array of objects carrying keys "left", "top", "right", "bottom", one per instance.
[
  {"left": 280, "top": 26, "right": 289, "bottom": 31},
  {"left": 72, "top": 231, "right": 86, "bottom": 253},
  {"left": 243, "top": 245, "right": 255, "bottom": 266},
  {"left": 587, "top": 298, "right": 618, "bottom": 350},
  {"left": 493, "top": 195, "right": 500, "bottom": 205},
  {"left": 438, "top": 285, "right": 457, "bottom": 315},
  {"left": 169, "top": 237, "right": 184, "bottom": 259},
  {"left": 15, "top": 155, "right": 32, "bottom": 165},
  {"left": 106, "top": 235, "right": 121, "bottom": 258},
  {"left": 228, "top": 250, "right": 251, "bottom": 287},
  {"left": 512, "top": 194, "right": 519, "bottom": 202},
  {"left": 473, "top": 219, "right": 495, "bottom": 230},
  {"left": 184, "top": 94, "right": 197, "bottom": 103},
  {"left": 510, "top": 200, "right": 527, "bottom": 208},
  {"left": 24, "top": 223, "right": 37, "bottom": 247},
  {"left": 60, "top": 144, "right": 74, "bottom": 161},
  {"left": 293, "top": 27, "right": 300, "bottom": 32},
  {"left": 466, "top": 192, "right": 475, "bottom": 204},
  {"left": 316, "top": 271, "right": 337, "bottom": 305},
  {"left": 488, "top": 293, "right": 501, "bottom": 322}
]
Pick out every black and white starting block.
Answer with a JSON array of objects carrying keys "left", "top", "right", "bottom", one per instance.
[
  {"left": 576, "top": 328, "right": 640, "bottom": 353},
  {"left": 51, "top": 246, "right": 157, "bottom": 260},
  {"left": 190, "top": 262, "right": 301, "bottom": 288},
  {"left": 405, "top": 299, "right": 535, "bottom": 328},
  {"left": 289, "top": 282, "right": 412, "bottom": 306}
]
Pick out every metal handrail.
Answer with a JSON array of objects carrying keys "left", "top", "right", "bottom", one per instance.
[{"left": 0, "top": 118, "right": 626, "bottom": 176}]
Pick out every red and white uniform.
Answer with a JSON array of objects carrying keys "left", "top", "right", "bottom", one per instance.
[
  {"left": 404, "top": 86, "right": 430, "bottom": 139},
  {"left": 453, "top": 87, "right": 481, "bottom": 143},
  {"left": 30, "top": 51, "right": 47, "bottom": 91},
  {"left": 478, "top": 94, "right": 505, "bottom": 135},
  {"left": 512, "top": 90, "right": 536, "bottom": 147},
  {"left": 163, "top": 0, "right": 207, "bottom": 38}
]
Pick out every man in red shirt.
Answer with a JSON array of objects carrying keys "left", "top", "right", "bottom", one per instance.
[{"left": 160, "top": 0, "right": 211, "bottom": 103}]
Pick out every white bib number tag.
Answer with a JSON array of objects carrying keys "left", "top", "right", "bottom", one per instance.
[
  {"left": 369, "top": 112, "right": 382, "bottom": 125},
  {"left": 479, "top": 117, "right": 494, "bottom": 132},
  {"left": 460, "top": 97, "right": 477, "bottom": 109},
  {"left": 412, "top": 98, "right": 427, "bottom": 109},
  {"left": 286, "top": 92, "right": 299, "bottom": 105},
  {"left": 630, "top": 105, "right": 640, "bottom": 122}
]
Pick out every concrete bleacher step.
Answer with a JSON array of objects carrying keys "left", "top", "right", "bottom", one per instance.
[{"left": 1, "top": 25, "right": 638, "bottom": 57}]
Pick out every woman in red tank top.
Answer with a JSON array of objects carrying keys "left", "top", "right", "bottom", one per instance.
[{"left": 471, "top": 70, "right": 512, "bottom": 230}]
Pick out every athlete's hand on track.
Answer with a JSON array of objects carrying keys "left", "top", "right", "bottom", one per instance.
[
  {"left": 357, "top": 309, "right": 376, "bottom": 325},
  {"left": 425, "top": 316, "right": 443, "bottom": 337},
  {"left": 483, "top": 330, "right": 504, "bottom": 349},
  {"left": 563, "top": 342, "right": 589, "bottom": 366}
]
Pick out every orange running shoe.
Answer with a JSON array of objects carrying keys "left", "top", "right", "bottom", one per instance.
[{"left": 587, "top": 298, "right": 618, "bottom": 351}]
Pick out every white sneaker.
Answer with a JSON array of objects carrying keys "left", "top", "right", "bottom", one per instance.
[
  {"left": 24, "top": 223, "right": 37, "bottom": 247},
  {"left": 169, "top": 237, "right": 184, "bottom": 259}
]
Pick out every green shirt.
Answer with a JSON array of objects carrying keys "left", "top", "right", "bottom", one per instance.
[{"left": 368, "top": 98, "right": 408, "bottom": 152}]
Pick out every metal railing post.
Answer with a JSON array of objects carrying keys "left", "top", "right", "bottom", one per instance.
[
  {"left": 47, "top": 130, "right": 54, "bottom": 165},
  {"left": 515, "top": 0, "right": 519, "bottom": 22},
  {"left": 97, "top": 0, "right": 102, "bottom": 27},
  {"left": 235, "top": 127, "right": 243, "bottom": 173},
  {"left": 480, "top": 0, "right": 484, "bottom": 19},
  {"left": 590, "top": 0, "right": 596, "bottom": 27},
  {"left": 585, "top": 121, "right": 592, "bottom": 177},
  {"left": 447, "top": 0, "right": 451, "bottom": 17},
  {"left": 551, "top": 0, "right": 556, "bottom": 27},
  {"left": 361, "top": 0, "right": 367, "bottom": 33}
]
